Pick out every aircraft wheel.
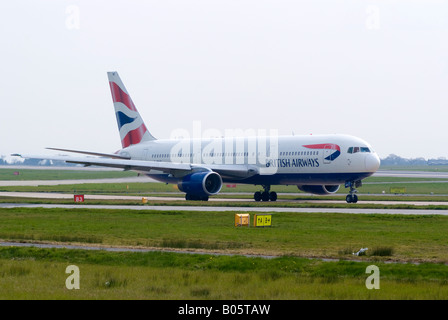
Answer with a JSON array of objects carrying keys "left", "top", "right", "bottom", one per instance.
[
  {"left": 269, "top": 191, "right": 277, "bottom": 202},
  {"left": 254, "top": 191, "right": 262, "bottom": 202},
  {"left": 346, "top": 194, "right": 358, "bottom": 203},
  {"left": 346, "top": 194, "right": 353, "bottom": 203},
  {"left": 261, "top": 191, "right": 270, "bottom": 201}
]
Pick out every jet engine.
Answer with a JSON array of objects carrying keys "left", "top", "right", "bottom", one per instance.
[
  {"left": 297, "top": 185, "right": 340, "bottom": 195},
  {"left": 178, "top": 171, "right": 223, "bottom": 200}
]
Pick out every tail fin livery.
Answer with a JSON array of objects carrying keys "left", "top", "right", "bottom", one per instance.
[{"left": 108, "top": 71, "right": 156, "bottom": 148}]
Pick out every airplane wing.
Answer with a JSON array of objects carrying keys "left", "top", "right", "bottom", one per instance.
[
  {"left": 12, "top": 153, "right": 259, "bottom": 180},
  {"left": 45, "top": 147, "right": 131, "bottom": 159}
]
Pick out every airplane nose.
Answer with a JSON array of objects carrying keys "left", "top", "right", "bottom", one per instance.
[{"left": 365, "top": 153, "right": 380, "bottom": 172}]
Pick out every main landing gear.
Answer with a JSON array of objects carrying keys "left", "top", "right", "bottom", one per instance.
[
  {"left": 254, "top": 185, "right": 277, "bottom": 202},
  {"left": 345, "top": 180, "right": 362, "bottom": 203}
]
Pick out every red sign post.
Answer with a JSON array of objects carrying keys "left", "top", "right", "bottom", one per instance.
[{"left": 74, "top": 195, "right": 85, "bottom": 203}]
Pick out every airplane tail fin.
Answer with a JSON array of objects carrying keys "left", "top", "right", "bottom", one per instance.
[{"left": 107, "top": 71, "right": 156, "bottom": 148}]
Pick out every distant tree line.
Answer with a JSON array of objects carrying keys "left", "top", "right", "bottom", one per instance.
[
  {"left": 0, "top": 156, "right": 78, "bottom": 167},
  {"left": 2, "top": 154, "right": 448, "bottom": 167},
  {"left": 381, "top": 154, "right": 448, "bottom": 166}
]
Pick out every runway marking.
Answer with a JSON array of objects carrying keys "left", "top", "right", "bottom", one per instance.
[
  {"left": 1, "top": 203, "right": 448, "bottom": 215},
  {"left": 2, "top": 191, "right": 448, "bottom": 206}
]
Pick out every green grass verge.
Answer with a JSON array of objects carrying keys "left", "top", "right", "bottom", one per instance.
[
  {"left": 0, "top": 168, "right": 138, "bottom": 181},
  {"left": 1, "top": 206, "right": 448, "bottom": 299},
  {"left": 1, "top": 207, "right": 448, "bottom": 262},
  {"left": 0, "top": 246, "right": 447, "bottom": 299}
]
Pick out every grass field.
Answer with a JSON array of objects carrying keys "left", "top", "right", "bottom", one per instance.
[
  {"left": 1, "top": 167, "right": 448, "bottom": 299},
  {"left": 1, "top": 207, "right": 447, "bottom": 262},
  {"left": 1, "top": 246, "right": 448, "bottom": 299},
  {"left": 0, "top": 167, "right": 138, "bottom": 181},
  {"left": 0, "top": 207, "right": 448, "bottom": 299}
]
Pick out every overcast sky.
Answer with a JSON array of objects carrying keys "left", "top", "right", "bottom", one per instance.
[{"left": 1, "top": 0, "right": 447, "bottom": 160}]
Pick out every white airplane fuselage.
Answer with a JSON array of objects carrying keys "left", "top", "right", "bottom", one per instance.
[{"left": 118, "top": 133, "right": 380, "bottom": 187}]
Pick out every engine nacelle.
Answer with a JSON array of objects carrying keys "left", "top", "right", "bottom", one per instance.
[
  {"left": 178, "top": 171, "right": 223, "bottom": 197},
  {"left": 297, "top": 185, "right": 340, "bottom": 195}
]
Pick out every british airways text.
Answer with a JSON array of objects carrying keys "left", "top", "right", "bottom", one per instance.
[{"left": 266, "top": 158, "right": 320, "bottom": 168}]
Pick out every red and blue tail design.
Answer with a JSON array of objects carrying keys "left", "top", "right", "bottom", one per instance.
[{"left": 108, "top": 72, "right": 156, "bottom": 148}]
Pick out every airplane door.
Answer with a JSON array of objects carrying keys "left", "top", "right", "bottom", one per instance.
[
  {"left": 142, "top": 149, "right": 150, "bottom": 160},
  {"left": 323, "top": 145, "right": 332, "bottom": 164},
  {"left": 142, "top": 146, "right": 154, "bottom": 160}
]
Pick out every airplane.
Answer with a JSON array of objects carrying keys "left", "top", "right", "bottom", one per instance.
[{"left": 14, "top": 72, "right": 381, "bottom": 203}]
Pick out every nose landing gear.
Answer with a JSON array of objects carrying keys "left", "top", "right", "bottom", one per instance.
[
  {"left": 345, "top": 180, "right": 362, "bottom": 203},
  {"left": 254, "top": 185, "right": 277, "bottom": 202}
]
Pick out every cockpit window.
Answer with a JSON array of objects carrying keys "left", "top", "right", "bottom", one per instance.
[{"left": 347, "top": 146, "right": 371, "bottom": 154}]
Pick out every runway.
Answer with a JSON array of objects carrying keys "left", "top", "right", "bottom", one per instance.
[
  {"left": 1, "top": 169, "right": 448, "bottom": 187},
  {"left": 374, "top": 170, "right": 448, "bottom": 179},
  {"left": 1, "top": 202, "right": 448, "bottom": 216},
  {"left": 1, "top": 169, "right": 448, "bottom": 215},
  {"left": 2, "top": 190, "right": 448, "bottom": 207}
]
